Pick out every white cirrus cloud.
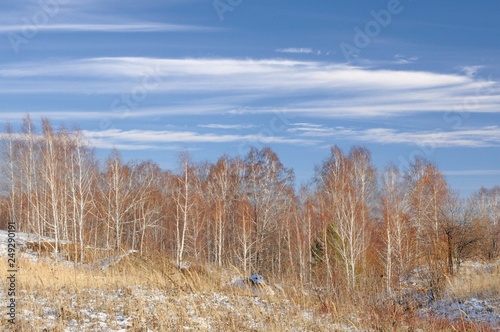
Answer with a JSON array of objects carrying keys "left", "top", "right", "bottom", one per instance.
[
  {"left": 0, "top": 57, "right": 498, "bottom": 118},
  {"left": 275, "top": 48, "right": 314, "bottom": 54},
  {"left": 289, "top": 124, "right": 500, "bottom": 148},
  {"left": 82, "top": 128, "right": 319, "bottom": 150},
  {"left": 443, "top": 170, "right": 500, "bottom": 176},
  {"left": 0, "top": 23, "right": 218, "bottom": 34},
  {"left": 197, "top": 124, "right": 258, "bottom": 130},
  {"left": 394, "top": 54, "right": 419, "bottom": 64}
]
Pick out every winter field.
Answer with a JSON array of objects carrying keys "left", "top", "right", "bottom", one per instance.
[{"left": 1, "top": 231, "right": 499, "bottom": 331}]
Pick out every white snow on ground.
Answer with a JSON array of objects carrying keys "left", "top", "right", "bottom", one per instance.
[
  {"left": 0, "top": 229, "right": 53, "bottom": 252},
  {"left": 416, "top": 260, "right": 500, "bottom": 329},
  {"left": 0, "top": 229, "right": 73, "bottom": 249},
  {"left": 0, "top": 229, "right": 137, "bottom": 269},
  {"left": 422, "top": 297, "right": 500, "bottom": 327},
  {"left": 0, "top": 229, "right": 70, "bottom": 262}
]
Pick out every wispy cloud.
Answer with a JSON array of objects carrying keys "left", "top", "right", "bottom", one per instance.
[
  {"left": 82, "top": 129, "right": 318, "bottom": 150},
  {"left": 0, "top": 57, "right": 498, "bottom": 118},
  {"left": 198, "top": 124, "right": 258, "bottom": 129},
  {"left": 0, "top": 23, "right": 218, "bottom": 33},
  {"left": 275, "top": 48, "right": 314, "bottom": 54},
  {"left": 443, "top": 170, "right": 500, "bottom": 176},
  {"left": 456, "top": 65, "right": 483, "bottom": 78},
  {"left": 289, "top": 124, "right": 500, "bottom": 148},
  {"left": 394, "top": 54, "right": 419, "bottom": 64},
  {"left": 0, "top": 111, "right": 108, "bottom": 122}
]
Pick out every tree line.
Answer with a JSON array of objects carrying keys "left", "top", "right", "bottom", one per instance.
[{"left": 1, "top": 116, "right": 499, "bottom": 296}]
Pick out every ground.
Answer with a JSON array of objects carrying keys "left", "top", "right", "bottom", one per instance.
[{"left": 0, "top": 230, "right": 499, "bottom": 331}]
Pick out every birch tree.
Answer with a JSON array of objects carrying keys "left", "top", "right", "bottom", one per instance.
[
  {"left": 405, "top": 158, "right": 451, "bottom": 297},
  {"left": 0, "top": 124, "right": 21, "bottom": 234},
  {"left": 41, "top": 118, "right": 63, "bottom": 253},
  {"left": 67, "top": 131, "right": 97, "bottom": 262},
  {"left": 101, "top": 150, "right": 140, "bottom": 250},
  {"left": 469, "top": 186, "right": 500, "bottom": 260},
  {"left": 243, "top": 147, "right": 295, "bottom": 274},
  {"left": 315, "top": 146, "right": 376, "bottom": 290},
  {"left": 380, "top": 164, "right": 410, "bottom": 292},
  {"left": 20, "top": 115, "right": 43, "bottom": 242},
  {"left": 173, "top": 152, "right": 198, "bottom": 267},
  {"left": 206, "top": 156, "right": 242, "bottom": 267}
]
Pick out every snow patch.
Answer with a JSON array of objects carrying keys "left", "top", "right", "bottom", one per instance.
[{"left": 422, "top": 297, "right": 500, "bottom": 327}]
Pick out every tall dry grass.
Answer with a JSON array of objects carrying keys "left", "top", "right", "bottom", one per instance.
[
  {"left": 1, "top": 252, "right": 498, "bottom": 331},
  {"left": 448, "top": 262, "right": 500, "bottom": 300},
  {"left": 1, "top": 254, "right": 336, "bottom": 331}
]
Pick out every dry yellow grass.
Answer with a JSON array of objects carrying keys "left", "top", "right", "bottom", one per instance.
[
  {"left": 448, "top": 261, "right": 500, "bottom": 300},
  {"left": 1, "top": 255, "right": 345, "bottom": 331},
  {"left": 1, "top": 254, "right": 498, "bottom": 331}
]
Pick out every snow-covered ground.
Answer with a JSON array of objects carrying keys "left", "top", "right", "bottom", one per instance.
[
  {"left": 422, "top": 297, "right": 500, "bottom": 327},
  {"left": 418, "top": 261, "right": 500, "bottom": 328},
  {"left": 0, "top": 229, "right": 55, "bottom": 251}
]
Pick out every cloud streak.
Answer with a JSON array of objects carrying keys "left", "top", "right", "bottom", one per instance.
[
  {"left": 275, "top": 48, "right": 314, "bottom": 54},
  {"left": 79, "top": 124, "right": 500, "bottom": 151},
  {"left": 289, "top": 124, "right": 500, "bottom": 148},
  {"left": 443, "top": 170, "right": 500, "bottom": 176},
  {"left": 0, "top": 23, "right": 218, "bottom": 33},
  {"left": 198, "top": 124, "right": 258, "bottom": 130},
  {"left": 82, "top": 129, "right": 318, "bottom": 150},
  {"left": 0, "top": 57, "right": 498, "bottom": 118}
]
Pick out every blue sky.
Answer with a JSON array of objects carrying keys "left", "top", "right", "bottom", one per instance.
[{"left": 1, "top": 0, "right": 499, "bottom": 196}]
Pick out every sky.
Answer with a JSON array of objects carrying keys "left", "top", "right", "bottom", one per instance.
[{"left": 0, "top": 0, "right": 499, "bottom": 196}]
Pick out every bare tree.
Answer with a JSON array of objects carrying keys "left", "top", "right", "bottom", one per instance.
[
  {"left": 20, "top": 115, "right": 43, "bottom": 243},
  {"left": 206, "top": 156, "right": 243, "bottom": 267},
  {"left": 172, "top": 152, "right": 199, "bottom": 267},
  {"left": 380, "top": 164, "right": 410, "bottom": 292},
  {"left": 243, "top": 147, "right": 295, "bottom": 274},
  {"left": 315, "top": 146, "right": 376, "bottom": 290},
  {"left": 101, "top": 150, "right": 140, "bottom": 250},
  {"left": 405, "top": 157, "right": 451, "bottom": 298},
  {"left": 41, "top": 118, "right": 63, "bottom": 253},
  {"left": 469, "top": 186, "right": 500, "bottom": 260},
  {"left": 0, "top": 124, "right": 20, "bottom": 234},
  {"left": 67, "top": 131, "right": 97, "bottom": 262},
  {"left": 134, "top": 161, "right": 163, "bottom": 255},
  {"left": 294, "top": 187, "right": 316, "bottom": 287}
]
